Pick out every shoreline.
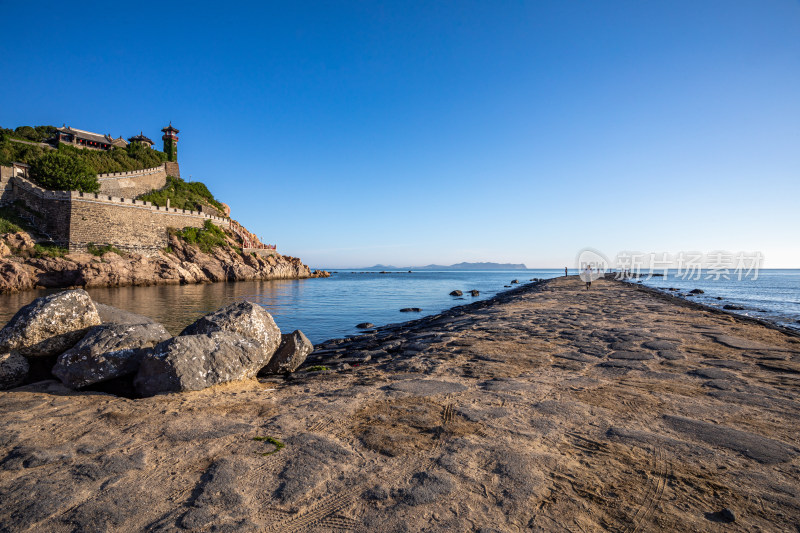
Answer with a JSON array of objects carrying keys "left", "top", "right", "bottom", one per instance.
[{"left": 2, "top": 276, "right": 799, "bottom": 530}]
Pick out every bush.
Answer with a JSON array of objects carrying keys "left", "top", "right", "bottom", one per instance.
[
  {"left": 138, "top": 176, "right": 226, "bottom": 215},
  {"left": 172, "top": 220, "right": 228, "bottom": 253},
  {"left": 0, "top": 207, "right": 26, "bottom": 234},
  {"left": 86, "top": 243, "right": 125, "bottom": 256},
  {"left": 29, "top": 152, "right": 99, "bottom": 192}
]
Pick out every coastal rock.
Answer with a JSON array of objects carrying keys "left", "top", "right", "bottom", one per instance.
[
  {"left": 449, "top": 290, "right": 463, "bottom": 296},
  {"left": 511, "top": 279, "right": 519, "bottom": 284},
  {"left": 134, "top": 332, "right": 265, "bottom": 396},
  {"left": 0, "top": 261, "right": 34, "bottom": 293},
  {"left": 469, "top": 290, "right": 480, "bottom": 296},
  {"left": 260, "top": 330, "right": 313, "bottom": 374},
  {"left": 356, "top": 322, "right": 375, "bottom": 329},
  {"left": 0, "top": 289, "right": 101, "bottom": 357},
  {"left": 0, "top": 242, "right": 11, "bottom": 258},
  {"left": 723, "top": 304, "right": 745, "bottom": 311},
  {"left": 690, "top": 289, "right": 704, "bottom": 294},
  {"left": 0, "top": 351, "right": 29, "bottom": 390},
  {"left": 180, "top": 301, "right": 281, "bottom": 362},
  {"left": 400, "top": 308, "right": 422, "bottom": 312},
  {"left": 52, "top": 323, "right": 172, "bottom": 389}
]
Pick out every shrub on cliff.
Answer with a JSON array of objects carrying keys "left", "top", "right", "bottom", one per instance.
[
  {"left": 30, "top": 152, "right": 100, "bottom": 193},
  {"left": 138, "top": 176, "right": 226, "bottom": 216},
  {"left": 172, "top": 220, "right": 229, "bottom": 253}
]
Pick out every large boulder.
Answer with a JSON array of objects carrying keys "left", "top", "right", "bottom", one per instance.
[
  {"left": 52, "top": 323, "right": 172, "bottom": 389},
  {"left": 180, "top": 301, "right": 281, "bottom": 361},
  {"left": 0, "top": 351, "right": 29, "bottom": 390},
  {"left": 0, "top": 290, "right": 101, "bottom": 357},
  {"left": 260, "top": 330, "right": 313, "bottom": 375},
  {"left": 134, "top": 332, "right": 266, "bottom": 396}
]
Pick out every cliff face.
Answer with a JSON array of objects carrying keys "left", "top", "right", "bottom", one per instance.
[{"left": 0, "top": 232, "right": 328, "bottom": 293}]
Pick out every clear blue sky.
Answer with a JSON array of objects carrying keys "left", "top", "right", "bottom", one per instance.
[{"left": 2, "top": 1, "right": 798, "bottom": 268}]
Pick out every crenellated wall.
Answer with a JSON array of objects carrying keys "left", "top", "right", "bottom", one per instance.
[
  {"left": 68, "top": 190, "right": 229, "bottom": 253},
  {"left": 0, "top": 168, "right": 229, "bottom": 254},
  {"left": 97, "top": 163, "right": 171, "bottom": 198}
]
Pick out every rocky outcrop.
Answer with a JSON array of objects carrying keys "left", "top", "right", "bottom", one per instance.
[
  {"left": 261, "top": 330, "right": 313, "bottom": 375},
  {"left": 449, "top": 290, "right": 463, "bottom": 296},
  {"left": 0, "top": 290, "right": 101, "bottom": 357},
  {"left": 180, "top": 301, "right": 281, "bottom": 360},
  {"left": 134, "top": 332, "right": 267, "bottom": 397},
  {"left": 0, "top": 231, "right": 329, "bottom": 293},
  {"left": 52, "top": 323, "right": 171, "bottom": 389}
]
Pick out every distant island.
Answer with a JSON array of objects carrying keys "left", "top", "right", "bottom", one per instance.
[{"left": 354, "top": 262, "right": 528, "bottom": 271}]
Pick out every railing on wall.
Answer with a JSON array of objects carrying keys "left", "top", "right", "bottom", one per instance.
[{"left": 97, "top": 163, "right": 166, "bottom": 180}]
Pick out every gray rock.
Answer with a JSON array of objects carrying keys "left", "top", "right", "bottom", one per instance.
[
  {"left": 608, "top": 351, "right": 654, "bottom": 360},
  {"left": 642, "top": 340, "right": 678, "bottom": 351},
  {"left": 481, "top": 378, "right": 538, "bottom": 391},
  {"left": 94, "top": 303, "right": 155, "bottom": 325},
  {"left": 449, "top": 290, "right": 463, "bottom": 296},
  {"left": 400, "top": 308, "right": 422, "bottom": 312},
  {"left": 0, "top": 351, "right": 29, "bottom": 390},
  {"left": 689, "top": 289, "right": 704, "bottom": 294},
  {"left": 0, "top": 289, "right": 101, "bottom": 357},
  {"left": 180, "top": 301, "right": 281, "bottom": 362},
  {"left": 469, "top": 290, "right": 480, "bottom": 296},
  {"left": 690, "top": 368, "right": 736, "bottom": 380},
  {"left": 134, "top": 332, "right": 267, "bottom": 396},
  {"left": 260, "top": 330, "right": 313, "bottom": 374},
  {"left": 356, "top": 322, "right": 375, "bottom": 329},
  {"left": 277, "top": 433, "right": 351, "bottom": 504},
  {"left": 659, "top": 350, "right": 685, "bottom": 360},
  {"left": 663, "top": 415, "right": 798, "bottom": 463},
  {"left": 52, "top": 323, "right": 172, "bottom": 389},
  {"left": 180, "top": 457, "right": 255, "bottom": 531}
]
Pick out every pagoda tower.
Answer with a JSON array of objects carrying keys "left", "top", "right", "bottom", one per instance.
[{"left": 161, "top": 123, "right": 179, "bottom": 162}]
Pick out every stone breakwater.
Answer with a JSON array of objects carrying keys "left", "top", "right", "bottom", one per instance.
[
  {"left": 1, "top": 276, "right": 799, "bottom": 531},
  {"left": 0, "top": 231, "right": 328, "bottom": 293}
]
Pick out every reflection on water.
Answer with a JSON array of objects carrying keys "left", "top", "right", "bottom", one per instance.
[{"left": 0, "top": 271, "right": 562, "bottom": 343}]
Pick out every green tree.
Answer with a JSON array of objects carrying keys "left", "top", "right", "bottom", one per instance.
[{"left": 30, "top": 152, "right": 100, "bottom": 192}]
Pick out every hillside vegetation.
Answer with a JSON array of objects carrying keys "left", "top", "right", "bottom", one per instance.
[
  {"left": 0, "top": 125, "right": 167, "bottom": 174},
  {"left": 138, "top": 176, "right": 226, "bottom": 217}
]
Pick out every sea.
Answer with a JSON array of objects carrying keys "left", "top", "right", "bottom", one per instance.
[
  {"left": 623, "top": 269, "right": 800, "bottom": 333},
  {"left": 0, "top": 269, "right": 798, "bottom": 343}
]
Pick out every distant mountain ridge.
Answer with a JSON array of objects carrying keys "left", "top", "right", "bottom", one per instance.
[{"left": 354, "top": 262, "right": 528, "bottom": 271}]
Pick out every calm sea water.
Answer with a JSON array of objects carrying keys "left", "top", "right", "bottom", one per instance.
[
  {"left": 0, "top": 270, "right": 560, "bottom": 344},
  {"left": 2, "top": 269, "right": 797, "bottom": 343},
  {"left": 628, "top": 269, "right": 800, "bottom": 332}
]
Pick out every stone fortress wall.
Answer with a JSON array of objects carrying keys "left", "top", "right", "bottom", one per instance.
[
  {"left": 96, "top": 160, "right": 181, "bottom": 198},
  {"left": 0, "top": 166, "right": 229, "bottom": 254}
]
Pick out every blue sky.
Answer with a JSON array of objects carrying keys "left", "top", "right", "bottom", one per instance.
[{"left": 2, "top": 1, "right": 799, "bottom": 268}]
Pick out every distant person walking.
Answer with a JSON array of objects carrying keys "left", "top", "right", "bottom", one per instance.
[
  {"left": 581, "top": 266, "right": 593, "bottom": 290},
  {"left": 564, "top": 267, "right": 568, "bottom": 277}
]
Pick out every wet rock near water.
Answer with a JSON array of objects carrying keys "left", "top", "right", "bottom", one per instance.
[
  {"left": 52, "top": 323, "right": 172, "bottom": 389},
  {"left": 134, "top": 332, "right": 266, "bottom": 397},
  {"left": 449, "top": 290, "right": 463, "bottom": 296},
  {"left": 260, "top": 330, "right": 313, "bottom": 375},
  {"left": 0, "top": 290, "right": 101, "bottom": 358}
]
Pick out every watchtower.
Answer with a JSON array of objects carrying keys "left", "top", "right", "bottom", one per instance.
[{"left": 161, "top": 123, "right": 179, "bottom": 162}]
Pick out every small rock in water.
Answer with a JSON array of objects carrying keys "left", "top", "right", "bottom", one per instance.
[
  {"left": 400, "top": 308, "right": 422, "bottom": 312},
  {"left": 690, "top": 288, "right": 704, "bottom": 294},
  {"left": 723, "top": 304, "right": 745, "bottom": 310},
  {"left": 469, "top": 290, "right": 480, "bottom": 296},
  {"left": 511, "top": 279, "right": 519, "bottom": 284},
  {"left": 449, "top": 290, "right": 463, "bottom": 296},
  {"left": 356, "top": 322, "right": 375, "bottom": 329}
]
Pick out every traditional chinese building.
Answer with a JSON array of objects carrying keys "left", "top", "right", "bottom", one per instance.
[
  {"left": 128, "top": 132, "right": 155, "bottom": 148},
  {"left": 53, "top": 126, "right": 128, "bottom": 151},
  {"left": 161, "top": 123, "right": 179, "bottom": 162}
]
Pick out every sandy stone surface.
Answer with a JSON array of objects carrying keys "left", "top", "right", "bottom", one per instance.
[{"left": 1, "top": 277, "right": 799, "bottom": 532}]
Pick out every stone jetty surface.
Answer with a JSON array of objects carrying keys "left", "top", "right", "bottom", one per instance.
[{"left": 1, "top": 277, "right": 799, "bottom": 531}]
